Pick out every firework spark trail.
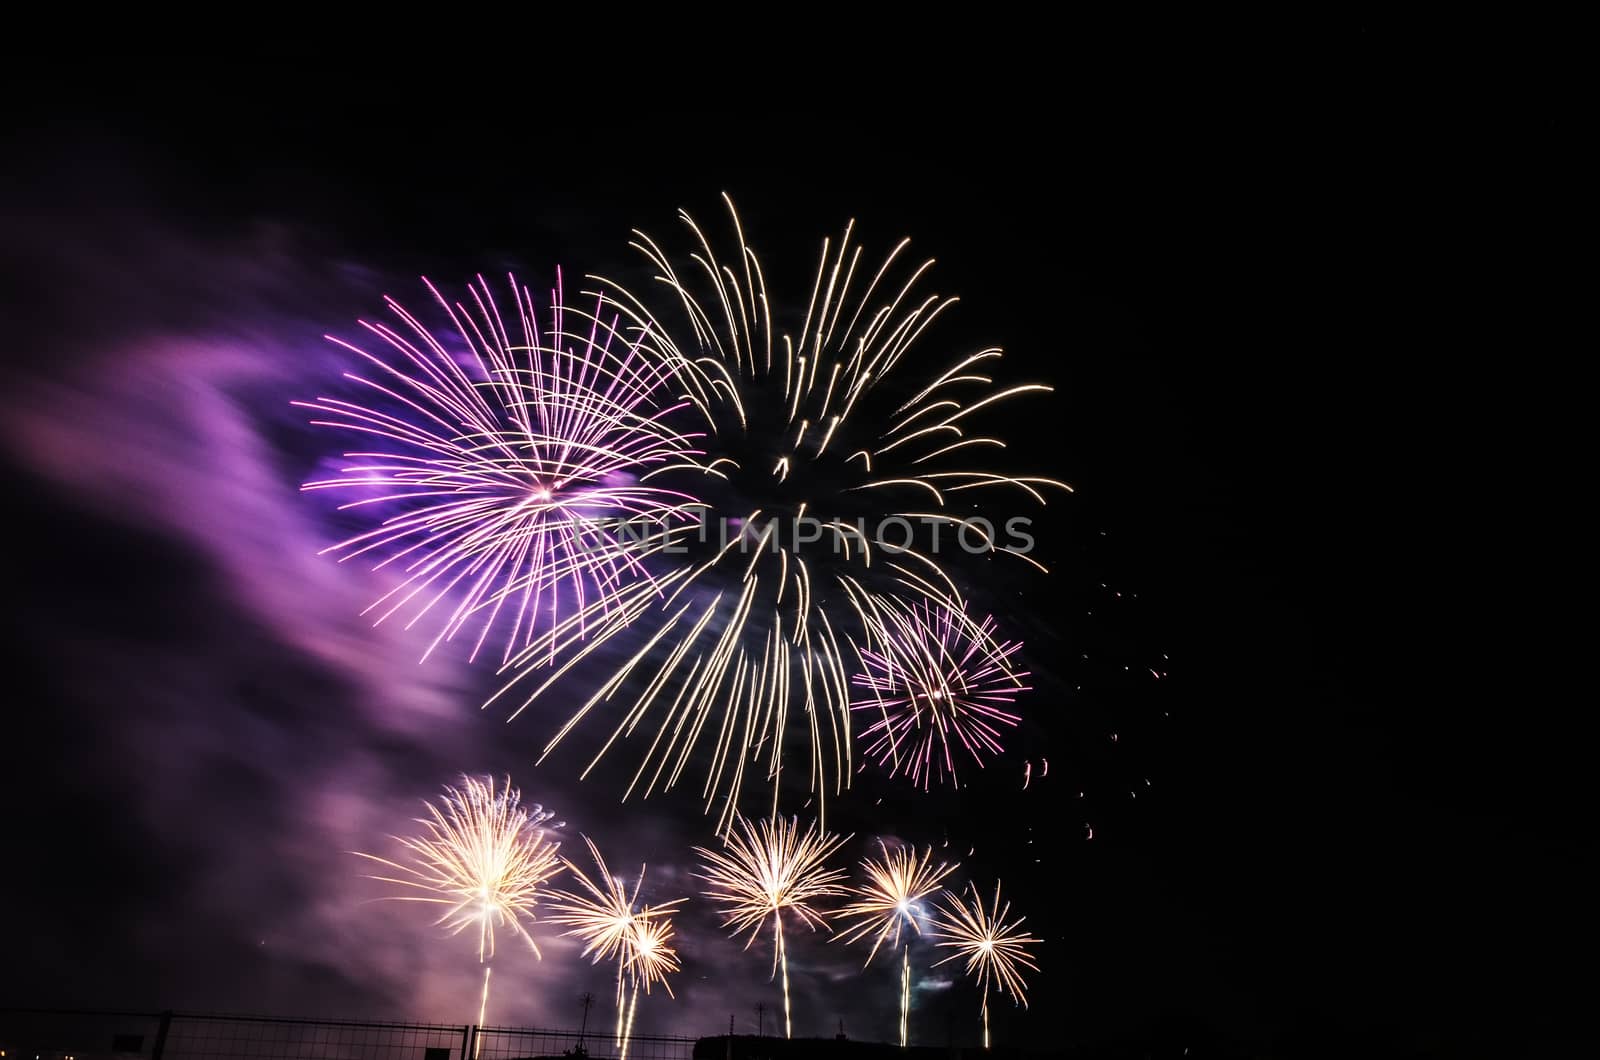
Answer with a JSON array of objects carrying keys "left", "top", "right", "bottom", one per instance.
[
  {"left": 694, "top": 815, "right": 851, "bottom": 1039},
  {"left": 300, "top": 271, "right": 705, "bottom": 666},
  {"left": 833, "top": 841, "right": 958, "bottom": 1046},
  {"left": 548, "top": 837, "right": 684, "bottom": 1051},
  {"left": 931, "top": 881, "right": 1041, "bottom": 1049},
  {"left": 354, "top": 776, "right": 564, "bottom": 1032},
  {"left": 493, "top": 197, "right": 1067, "bottom": 828},
  {"left": 901, "top": 949, "right": 911, "bottom": 1046},
  {"left": 849, "top": 597, "right": 1030, "bottom": 789}
]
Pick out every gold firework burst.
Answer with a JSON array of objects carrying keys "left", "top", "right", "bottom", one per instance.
[
  {"left": 548, "top": 836, "right": 684, "bottom": 1051},
  {"left": 627, "top": 907, "right": 681, "bottom": 996},
  {"left": 355, "top": 775, "right": 563, "bottom": 1034},
  {"left": 834, "top": 840, "right": 958, "bottom": 1045},
  {"left": 355, "top": 775, "right": 563, "bottom": 960},
  {"left": 835, "top": 840, "right": 958, "bottom": 962},
  {"left": 694, "top": 815, "right": 851, "bottom": 1038},
  {"left": 931, "top": 881, "right": 1040, "bottom": 1048}
]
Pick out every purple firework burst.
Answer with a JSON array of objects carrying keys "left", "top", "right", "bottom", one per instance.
[{"left": 298, "top": 271, "right": 703, "bottom": 664}]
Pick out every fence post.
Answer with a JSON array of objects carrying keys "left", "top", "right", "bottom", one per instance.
[
  {"left": 150, "top": 1011, "right": 173, "bottom": 1060},
  {"left": 460, "top": 1024, "right": 474, "bottom": 1060}
]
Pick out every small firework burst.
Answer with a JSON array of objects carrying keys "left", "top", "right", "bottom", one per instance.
[
  {"left": 852, "top": 598, "right": 1029, "bottom": 789},
  {"left": 834, "top": 840, "right": 958, "bottom": 1045},
  {"left": 931, "top": 881, "right": 1041, "bottom": 1047},
  {"left": 626, "top": 907, "right": 681, "bottom": 996},
  {"left": 354, "top": 775, "right": 564, "bottom": 1030},
  {"left": 548, "top": 836, "right": 684, "bottom": 1049},
  {"left": 355, "top": 774, "right": 563, "bottom": 960},
  {"left": 834, "top": 840, "right": 958, "bottom": 962},
  {"left": 694, "top": 815, "right": 851, "bottom": 1038}
]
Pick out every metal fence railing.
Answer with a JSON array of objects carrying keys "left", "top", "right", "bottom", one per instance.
[
  {"left": 0, "top": 1010, "right": 698, "bottom": 1060},
  {"left": 475, "top": 1024, "right": 694, "bottom": 1060}
]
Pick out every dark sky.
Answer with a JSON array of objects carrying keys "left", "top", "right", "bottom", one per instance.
[{"left": 3, "top": 39, "right": 1590, "bottom": 1058}]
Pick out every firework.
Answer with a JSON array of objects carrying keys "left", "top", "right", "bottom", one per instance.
[
  {"left": 355, "top": 776, "right": 564, "bottom": 1031},
  {"left": 595, "top": 909, "right": 680, "bottom": 1060},
  {"left": 851, "top": 597, "right": 1029, "bottom": 789},
  {"left": 608, "top": 907, "right": 682, "bottom": 1060},
  {"left": 548, "top": 837, "right": 684, "bottom": 1052},
  {"left": 931, "top": 881, "right": 1041, "bottom": 1048},
  {"left": 626, "top": 906, "right": 681, "bottom": 995},
  {"left": 492, "top": 197, "right": 1066, "bottom": 828},
  {"left": 694, "top": 815, "right": 851, "bottom": 1038},
  {"left": 300, "top": 271, "right": 703, "bottom": 665},
  {"left": 834, "top": 841, "right": 957, "bottom": 1045}
]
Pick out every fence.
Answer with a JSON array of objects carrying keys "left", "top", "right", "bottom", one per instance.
[{"left": 0, "top": 1010, "right": 699, "bottom": 1060}]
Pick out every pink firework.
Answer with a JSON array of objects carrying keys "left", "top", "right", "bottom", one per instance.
[
  {"left": 851, "top": 599, "right": 1029, "bottom": 788},
  {"left": 298, "top": 271, "right": 703, "bottom": 664}
]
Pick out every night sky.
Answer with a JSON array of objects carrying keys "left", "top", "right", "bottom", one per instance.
[{"left": 3, "top": 40, "right": 1590, "bottom": 1058}]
